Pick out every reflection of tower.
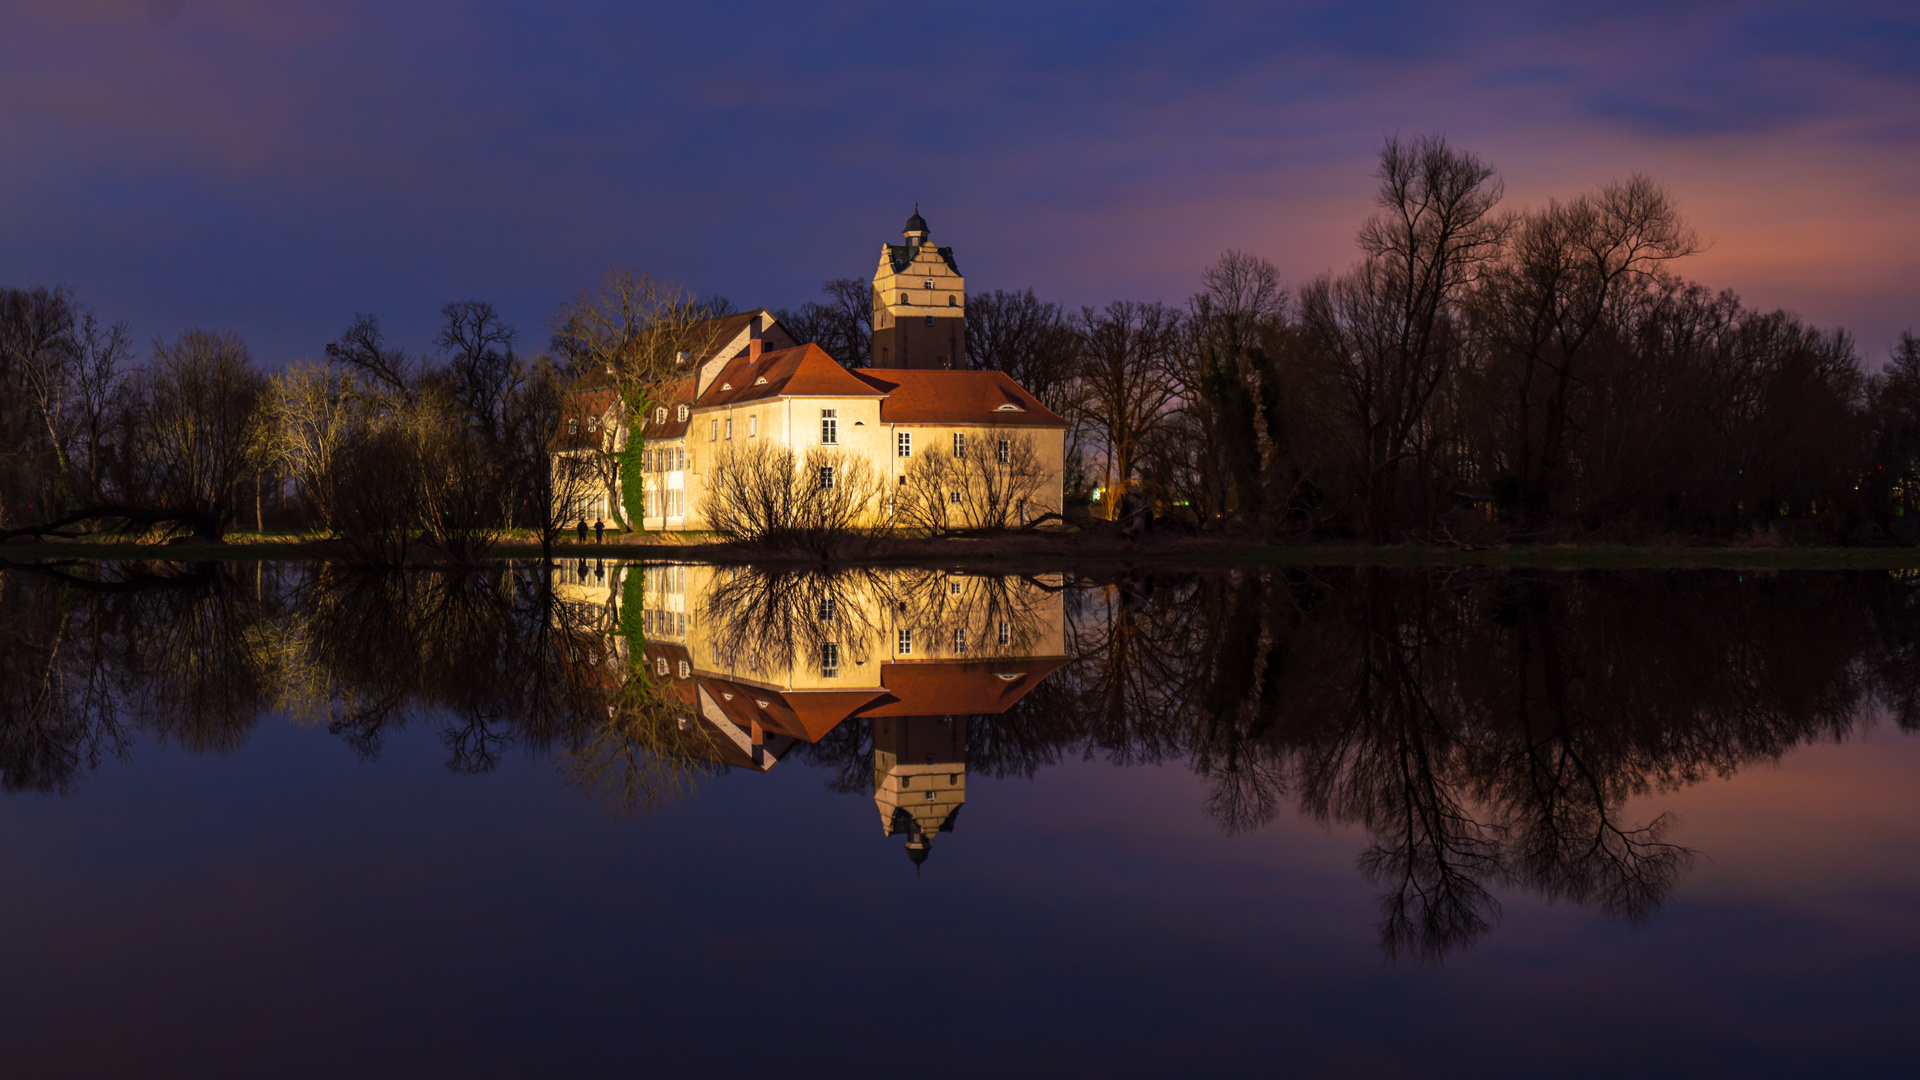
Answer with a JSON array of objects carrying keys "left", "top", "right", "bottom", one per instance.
[{"left": 873, "top": 715, "right": 966, "bottom": 872}]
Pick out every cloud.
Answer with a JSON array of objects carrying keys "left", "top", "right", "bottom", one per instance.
[{"left": 0, "top": 0, "right": 1913, "bottom": 361}]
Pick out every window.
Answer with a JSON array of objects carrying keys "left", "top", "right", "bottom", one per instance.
[
  {"left": 819, "top": 597, "right": 835, "bottom": 623},
  {"left": 953, "top": 628, "right": 967, "bottom": 653},
  {"left": 949, "top": 490, "right": 962, "bottom": 504},
  {"left": 999, "top": 620, "right": 1011, "bottom": 646},
  {"left": 677, "top": 660, "right": 690, "bottom": 679},
  {"left": 924, "top": 278, "right": 934, "bottom": 289},
  {"left": 953, "top": 433, "right": 967, "bottom": 457},
  {"left": 725, "top": 417, "right": 733, "bottom": 440},
  {"left": 677, "top": 447, "right": 685, "bottom": 470},
  {"left": 655, "top": 407, "right": 667, "bottom": 424},
  {"left": 656, "top": 657, "right": 668, "bottom": 676},
  {"left": 998, "top": 438, "right": 1010, "bottom": 463},
  {"left": 897, "top": 431, "right": 912, "bottom": 457},
  {"left": 821, "top": 641, "right": 839, "bottom": 678},
  {"left": 568, "top": 418, "right": 578, "bottom": 434},
  {"left": 820, "top": 408, "right": 837, "bottom": 445},
  {"left": 710, "top": 419, "right": 718, "bottom": 441},
  {"left": 748, "top": 415, "right": 758, "bottom": 437},
  {"left": 949, "top": 295, "right": 959, "bottom": 307},
  {"left": 587, "top": 416, "right": 597, "bottom": 432},
  {"left": 818, "top": 465, "right": 835, "bottom": 490},
  {"left": 949, "top": 579, "right": 962, "bottom": 595},
  {"left": 924, "top": 315, "right": 933, "bottom": 326},
  {"left": 898, "top": 628, "right": 912, "bottom": 655},
  {"left": 899, "top": 292, "right": 909, "bottom": 305},
  {"left": 897, "top": 475, "right": 906, "bottom": 486},
  {"left": 677, "top": 404, "right": 689, "bottom": 422}
]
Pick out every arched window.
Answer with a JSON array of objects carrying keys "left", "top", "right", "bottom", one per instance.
[
  {"left": 899, "top": 292, "right": 909, "bottom": 305},
  {"left": 948, "top": 295, "right": 958, "bottom": 306}
]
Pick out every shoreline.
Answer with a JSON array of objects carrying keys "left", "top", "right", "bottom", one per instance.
[{"left": 6, "top": 531, "right": 1920, "bottom": 570}]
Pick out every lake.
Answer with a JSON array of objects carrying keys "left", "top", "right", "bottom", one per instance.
[{"left": 1, "top": 560, "right": 1915, "bottom": 1078}]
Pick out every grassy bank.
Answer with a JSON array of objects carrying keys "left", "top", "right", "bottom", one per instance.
[{"left": 7, "top": 528, "right": 1920, "bottom": 570}]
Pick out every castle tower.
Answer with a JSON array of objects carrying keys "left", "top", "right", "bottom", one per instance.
[{"left": 870, "top": 206, "right": 967, "bottom": 370}]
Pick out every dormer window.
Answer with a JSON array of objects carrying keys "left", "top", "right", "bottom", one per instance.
[
  {"left": 654, "top": 407, "right": 667, "bottom": 424},
  {"left": 995, "top": 403, "right": 1022, "bottom": 411},
  {"left": 568, "top": 419, "right": 578, "bottom": 434},
  {"left": 587, "top": 416, "right": 597, "bottom": 431},
  {"left": 754, "top": 376, "right": 767, "bottom": 385},
  {"left": 721, "top": 382, "right": 732, "bottom": 391},
  {"left": 677, "top": 404, "right": 689, "bottom": 422}
]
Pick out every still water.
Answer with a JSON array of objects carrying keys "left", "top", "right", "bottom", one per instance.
[{"left": 2, "top": 560, "right": 1916, "bottom": 1077}]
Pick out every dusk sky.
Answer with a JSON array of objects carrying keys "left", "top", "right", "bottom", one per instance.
[{"left": 3, "top": 0, "right": 1915, "bottom": 365}]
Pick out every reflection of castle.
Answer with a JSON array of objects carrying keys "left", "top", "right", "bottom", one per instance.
[{"left": 619, "top": 564, "right": 1066, "bottom": 868}]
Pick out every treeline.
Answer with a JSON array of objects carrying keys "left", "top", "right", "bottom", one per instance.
[
  {"left": 0, "top": 268, "right": 744, "bottom": 558},
  {"left": 786, "top": 135, "right": 1920, "bottom": 541},
  {"left": 0, "top": 290, "right": 596, "bottom": 559}
]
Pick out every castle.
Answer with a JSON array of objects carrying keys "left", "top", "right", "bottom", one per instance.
[{"left": 556, "top": 210, "right": 1065, "bottom": 533}]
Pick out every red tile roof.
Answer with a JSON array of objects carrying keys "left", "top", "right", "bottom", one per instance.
[
  {"left": 857, "top": 369, "right": 1068, "bottom": 427},
  {"left": 697, "top": 344, "right": 888, "bottom": 408}
]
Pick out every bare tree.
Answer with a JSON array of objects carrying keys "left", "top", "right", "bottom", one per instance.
[
  {"left": 777, "top": 278, "right": 872, "bottom": 368},
  {"left": 272, "top": 361, "right": 365, "bottom": 531},
  {"left": 133, "top": 329, "right": 272, "bottom": 540},
  {"left": 700, "top": 441, "right": 882, "bottom": 557},
  {"left": 1470, "top": 175, "right": 1698, "bottom": 524},
  {"left": 896, "top": 430, "right": 1051, "bottom": 533},
  {"left": 324, "top": 314, "right": 417, "bottom": 405},
  {"left": 68, "top": 311, "right": 134, "bottom": 506},
  {"left": 1299, "top": 134, "right": 1508, "bottom": 539},
  {"left": 965, "top": 289, "right": 1082, "bottom": 413},
  {"left": 1074, "top": 301, "right": 1181, "bottom": 519},
  {"left": 548, "top": 267, "right": 732, "bottom": 530},
  {"left": 437, "top": 299, "right": 521, "bottom": 444}
]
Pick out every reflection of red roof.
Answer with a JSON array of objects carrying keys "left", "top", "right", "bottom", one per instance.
[
  {"left": 861, "top": 657, "right": 1068, "bottom": 716},
  {"left": 699, "top": 676, "right": 887, "bottom": 742},
  {"left": 698, "top": 344, "right": 887, "bottom": 408},
  {"left": 858, "top": 369, "right": 1068, "bottom": 427},
  {"left": 687, "top": 656, "right": 1067, "bottom": 747}
]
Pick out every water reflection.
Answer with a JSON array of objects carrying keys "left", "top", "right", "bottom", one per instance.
[{"left": 2, "top": 558, "right": 1915, "bottom": 959}]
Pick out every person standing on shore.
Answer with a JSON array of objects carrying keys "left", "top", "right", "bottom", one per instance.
[
  {"left": 594, "top": 519, "right": 604, "bottom": 544},
  {"left": 577, "top": 519, "right": 588, "bottom": 544}
]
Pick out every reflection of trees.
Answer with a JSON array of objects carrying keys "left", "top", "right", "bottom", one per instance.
[
  {"left": 286, "top": 565, "right": 608, "bottom": 771},
  {"left": 1034, "top": 567, "right": 1882, "bottom": 960},
  {"left": 7, "top": 559, "right": 1919, "bottom": 962},
  {"left": 0, "top": 560, "right": 281, "bottom": 789}
]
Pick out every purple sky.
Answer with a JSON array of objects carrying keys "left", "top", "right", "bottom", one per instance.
[{"left": 2, "top": 0, "right": 1915, "bottom": 365}]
